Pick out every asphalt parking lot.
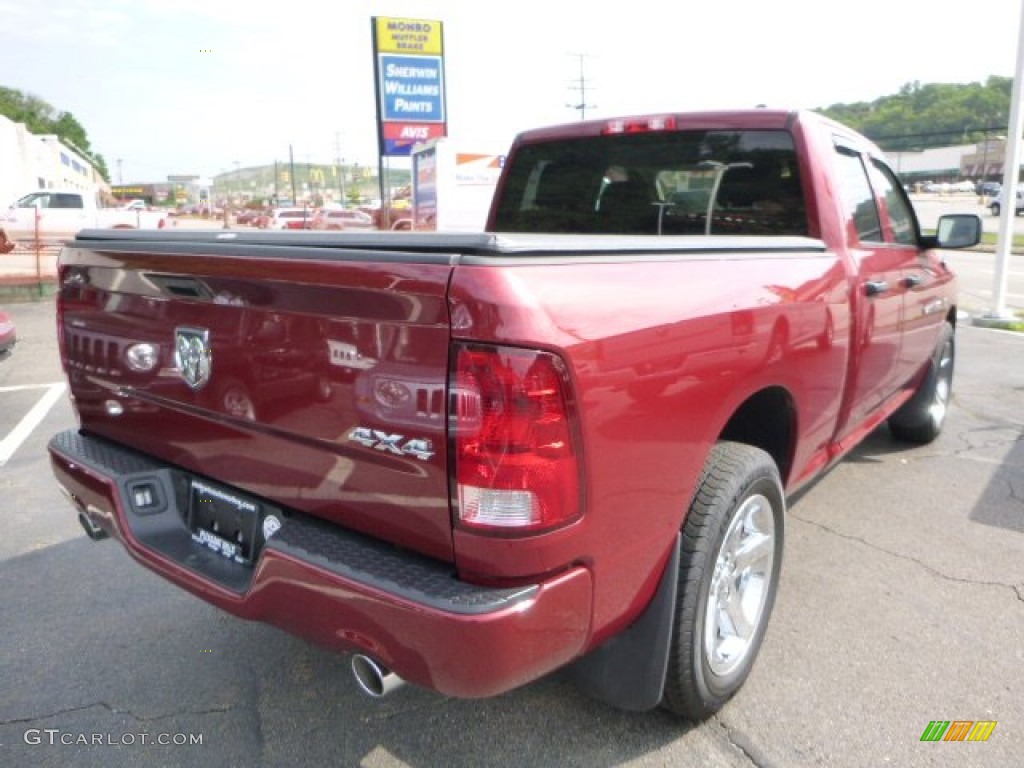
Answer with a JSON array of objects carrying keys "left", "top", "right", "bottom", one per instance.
[{"left": 1, "top": 298, "right": 1022, "bottom": 768}]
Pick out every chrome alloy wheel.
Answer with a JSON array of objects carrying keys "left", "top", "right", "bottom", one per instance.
[
  {"left": 929, "top": 335, "right": 954, "bottom": 429},
  {"left": 704, "top": 493, "right": 777, "bottom": 677}
]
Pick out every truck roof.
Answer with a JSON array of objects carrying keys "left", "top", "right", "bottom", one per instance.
[{"left": 510, "top": 108, "right": 885, "bottom": 159}]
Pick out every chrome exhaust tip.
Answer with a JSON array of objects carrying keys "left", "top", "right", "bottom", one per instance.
[
  {"left": 77, "top": 509, "right": 109, "bottom": 541},
  {"left": 351, "top": 654, "right": 405, "bottom": 698},
  {"left": 61, "top": 484, "right": 109, "bottom": 542}
]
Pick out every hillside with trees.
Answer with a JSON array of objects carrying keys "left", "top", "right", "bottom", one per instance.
[
  {"left": 0, "top": 86, "right": 110, "bottom": 181},
  {"left": 818, "top": 76, "right": 1013, "bottom": 151}
]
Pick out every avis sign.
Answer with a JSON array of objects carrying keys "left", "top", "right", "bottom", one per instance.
[{"left": 372, "top": 16, "right": 447, "bottom": 157}]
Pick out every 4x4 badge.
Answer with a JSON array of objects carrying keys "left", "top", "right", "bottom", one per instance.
[{"left": 175, "top": 327, "right": 212, "bottom": 391}]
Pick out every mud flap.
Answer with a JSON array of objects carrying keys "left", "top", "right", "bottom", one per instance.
[{"left": 569, "top": 534, "right": 680, "bottom": 711}]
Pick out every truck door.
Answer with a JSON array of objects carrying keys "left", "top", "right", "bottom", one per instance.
[
  {"left": 16, "top": 191, "right": 90, "bottom": 241},
  {"left": 864, "top": 158, "right": 951, "bottom": 385},
  {"left": 832, "top": 143, "right": 907, "bottom": 428}
]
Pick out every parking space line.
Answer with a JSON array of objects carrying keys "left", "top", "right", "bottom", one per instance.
[
  {"left": 0, "top": 382, "right": 67, "bottom": 467},
  {"left": 0, "top": 383, "right": 66, "bottom": 393}
]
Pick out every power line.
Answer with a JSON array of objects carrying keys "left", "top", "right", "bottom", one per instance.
[{"left": 867, "top": 124, "right": 1007, "bottom": 142}]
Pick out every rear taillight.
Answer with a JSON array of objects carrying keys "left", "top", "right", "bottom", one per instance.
[
  {"left": 602, "top": 116, "right": 677, "bottom": 134},
  {"left": 451, "top": 343, "right": 581, "bottom": 534}
]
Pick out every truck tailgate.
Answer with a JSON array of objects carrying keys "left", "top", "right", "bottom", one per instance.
[{"left": 57, "top": 235, "right": 456, "bottom": 561}]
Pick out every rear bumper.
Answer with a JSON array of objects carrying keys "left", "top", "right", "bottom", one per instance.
[{"left": 48, "top": 429, "right": 592, "bottom": 698}]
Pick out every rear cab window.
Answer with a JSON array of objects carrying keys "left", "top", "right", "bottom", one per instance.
[{"left": 491, "top": 129, "right": 808, "bottom": 236}]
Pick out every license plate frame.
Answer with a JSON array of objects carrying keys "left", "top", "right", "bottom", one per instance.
[{"left": 187, "top": 478, "right": 261, "bottom": 565}]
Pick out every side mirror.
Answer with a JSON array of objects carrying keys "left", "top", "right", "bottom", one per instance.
[{"left": 923, "top": 213, "right": 982, "bottom": 250}]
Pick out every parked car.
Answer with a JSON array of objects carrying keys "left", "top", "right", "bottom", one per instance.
[
  {"left": 0, "top": 310, "right": 16, "bottom": 356},
  {"left": 235, "top": 208, "right": 268, "bottom": 226},
  {"left": 976, "top": 181, "right": 1001, "bottom": 197},
  {"left": 311, "top": 207, "right": 376, "bottom": 231},
  {"left": 990, "top": 188, "right": 1024, "bottom": 217},
  {"left": 266, "top": 207, "right": 313, "bottom": 230}
]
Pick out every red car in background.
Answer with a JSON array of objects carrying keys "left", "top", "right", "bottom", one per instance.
[
  {"left": 0, "top": 310, "right": 15, "bottom": 356},
  {"left": 235, "top": 209, "right": 264, "bottom": 226}
]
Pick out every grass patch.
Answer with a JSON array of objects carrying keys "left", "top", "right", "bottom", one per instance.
[
  {"left": 978, "top": 232, "right": 1024, "bottom": 249},
  {"left": 1000, "top": 316, "right": 1024, "bottom": 331},
  {"left": 920, "top": 229, "right": 1024, "bottom": 251}
]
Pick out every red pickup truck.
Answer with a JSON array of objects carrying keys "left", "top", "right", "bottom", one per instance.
[{"left": 48, "top": 109, "right": 980, "bottom": 720}]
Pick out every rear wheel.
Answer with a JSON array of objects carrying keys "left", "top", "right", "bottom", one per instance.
[
  {"left": 662, "top": 441, "right": 785, "bottom": 720},
  {"left": 888, "top": 321, "right": 954, "bottom": 444}
]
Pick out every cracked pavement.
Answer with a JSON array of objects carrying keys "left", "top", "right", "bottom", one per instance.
[{"left": 1, "top": 303, "right": 1021, "bottom": 768}]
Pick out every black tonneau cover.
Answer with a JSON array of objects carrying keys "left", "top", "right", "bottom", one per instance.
[{"left": 71, "top": 228, "right": 826, "bottom": 262}]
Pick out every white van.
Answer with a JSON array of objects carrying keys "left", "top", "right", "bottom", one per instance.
[{"left": 990, "top": 188, "right": 1024, "bottom": 216}]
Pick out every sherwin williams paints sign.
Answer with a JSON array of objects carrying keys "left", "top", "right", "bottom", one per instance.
[{"left": 372, "top": 17, "right": 448, "bottom": 157}]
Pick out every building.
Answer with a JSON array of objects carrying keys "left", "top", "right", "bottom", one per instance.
[
  {"left": 888, "top": 144, "right": 976, "bottom": 185},
  {"left": 0, "top": 113, "right": 107, "bottom": 205},
  {"left": 959, "top": 136, "right": 1013, "bottom": 181},
  {"left": 889, "top": 135, "right": 1022, "bottom": 187}
]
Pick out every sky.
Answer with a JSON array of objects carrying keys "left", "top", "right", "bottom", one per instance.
[{"left": 1, "top": 0, "right": 1021, "bottom": 184}]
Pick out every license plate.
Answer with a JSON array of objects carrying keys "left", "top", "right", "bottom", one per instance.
[
  {"left": 192, "top": 527, "right": 243, "bottom": 562},
  {"left": 188, "top": 479, "right": 261, "bottom": 564}
]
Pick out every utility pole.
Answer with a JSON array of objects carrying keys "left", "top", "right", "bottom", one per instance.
[
  {"left": 117, "top": 158, "right": 123, "bottom": 185},
  {"left": 336, "top": 131, "right": 346, "bottom": 205},
  {"left": 289, "top": 145, "right": 297, "bottom": 204},
  {"left": 566, "top": 53, "right": 596, "bottom": 120}
]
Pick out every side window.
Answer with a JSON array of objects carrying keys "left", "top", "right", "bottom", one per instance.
[
  {"left": 19, "top": 193, "right": 49, "bottom": 209},
  {"left": 833, "top": 146, "right": 882, "bottom": 243},
  {"left": 51, "top": 194, "right": 83, "bottom": 209},
  {"left": 867, "top": 159, "right": 917, "bottom": 246}
]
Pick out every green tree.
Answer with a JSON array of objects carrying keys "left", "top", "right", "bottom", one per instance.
[
  {"left": 819, "top": 76, "right": 1013, "bottom": 151},
  {"left": 52, "top": 111, "right": 91, "bottom": 153}
]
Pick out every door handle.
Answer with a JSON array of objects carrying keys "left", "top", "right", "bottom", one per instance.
[{"left": 864, "top": 280, "right": 889, "bottom": 297}]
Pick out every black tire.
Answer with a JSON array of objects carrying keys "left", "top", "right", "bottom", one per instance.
[
  {"left": 990, "top": 203, "right": 1000, "bottom": 216},
  {"left": 662, "top": 442, "right": 785, "bottom": 720},
  {"left": 888, "top": 321, "right": 954, "bottom": 443}
]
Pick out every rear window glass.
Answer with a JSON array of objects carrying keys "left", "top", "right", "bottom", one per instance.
[{"left": 491, "top": 129, "right": 807, "bottom": 236}]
